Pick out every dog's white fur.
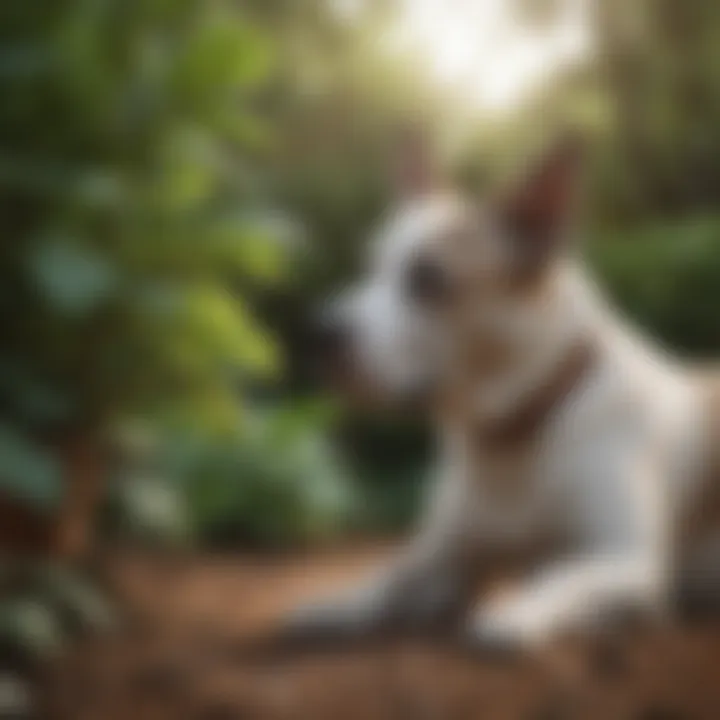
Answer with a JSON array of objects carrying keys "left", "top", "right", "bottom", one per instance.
[{"left": 290, "top": 178, "right": 719, "bottom": 650}]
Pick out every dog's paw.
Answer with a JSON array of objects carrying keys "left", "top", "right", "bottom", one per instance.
[{"left": 465, "top": 594, "right": 546, "bottom": 657}]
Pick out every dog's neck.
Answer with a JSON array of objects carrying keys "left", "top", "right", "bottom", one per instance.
[{"left": 450, "top": 261, "right": 602, "bottom": 433}]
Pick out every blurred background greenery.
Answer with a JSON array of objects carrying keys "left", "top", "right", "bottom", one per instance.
[
  {"left": 2, "top": 0, "right": 720, "bottom": 562},
  {"left": 4, "top": 0, "right": 720, "bottom": 689}
]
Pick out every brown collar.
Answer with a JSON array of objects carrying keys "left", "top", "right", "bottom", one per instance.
[{"left": 475, "top": 339, "right": 596, "bottom": 449}]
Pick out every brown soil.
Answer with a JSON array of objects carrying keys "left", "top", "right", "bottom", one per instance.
[{"left": 43, "top": 545, "right": 720, "bottom": 720}]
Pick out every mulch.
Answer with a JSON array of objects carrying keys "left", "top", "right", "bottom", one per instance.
[{"left": 39, "top": 546, "right": 720, "bottom": 720}]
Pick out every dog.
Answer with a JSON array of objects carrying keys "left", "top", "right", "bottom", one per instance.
[{"left": 286, "top": 134, "right": 720, "bottom": 652}]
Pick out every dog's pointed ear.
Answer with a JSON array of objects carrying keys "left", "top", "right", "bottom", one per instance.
[
  {"left": 392, "top": 123, "right": 439, "bottom": 198},
  {"left": 498, "top": 133, "right": 585, "bottom": 273}
]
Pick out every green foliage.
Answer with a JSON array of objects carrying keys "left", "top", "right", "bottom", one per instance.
[
  {"left": 0, "top": 598, "right": 64, "bottom": 664},
  {"left": 591, "top": 216, "right": 720, "bottom": 357},
  {"left": 0, "top": 563, "right": 116, "bottom": 676},
  {"left": 594, "top": 0, "right": 720, "bottom": 219},
  {"left": 107, "top": 474, "right": 192, "bottom": 549},
  {"left": 5, "top": 0, "right": 720, "bottom": 547},
  {"left": 1, "top": 0, "right": 284, "bottom": 411},
  {"left": 0, "top": 424, "right": 62, "bottom": 510},
  {"left": 161, "top": 403, "right": 354, "bottom": 548},
  {"left": 0, "top": 0, "right": 288, "bottom": 510}
]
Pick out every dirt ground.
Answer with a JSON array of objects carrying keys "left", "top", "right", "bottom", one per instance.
[{"left": 43, "top": 546, "right": 720, "bottom": 720}]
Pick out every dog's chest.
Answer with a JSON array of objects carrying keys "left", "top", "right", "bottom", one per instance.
[
  {"left": 445, "top": 423, "right": 571, "bottom": 546},
  {"left": 441, "top": 352, "right": 598, "bottom": 543}
]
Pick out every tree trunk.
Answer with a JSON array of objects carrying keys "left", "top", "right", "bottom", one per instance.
[
  {"left": 52, "top": 433, "right": 106, "bottom": 561},
  {"left": 0, "top": 492, "right": 54, "bottom": 556}
]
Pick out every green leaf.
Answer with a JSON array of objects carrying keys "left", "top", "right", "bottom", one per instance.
[
  {"left": 0, "top": 44, "right": 52, "bottom": 79},
  {"left": 183, "top": 286, "right": 279, "bottom": 374},
  {"left": 73, "top": 170, "right": 127, "bottom": 211},
  {"left": 0, "top": 425, "right": 62, "bottom": 511},
  {"left": 115, "top": 476, "right": 191, "bottom": 547},
  {"left": 154, "top": 125, "right": 221, "bottom": 211},
  {"left": 0, "top": 599, "right": 65, "bottom": 661},
  {"left": 205, "top": 212, "right": 291, "bottom": 281},
  {"left": 132, "top": 283, "right": 279, "bottom": 381},
  {"left": 36, "top": 565, "right": 117, "bottom": 635},
  {"left": 0, "top": 360, "right": 71, "bottom": 425},
  {"left": 171, "top": 13, "right": 273, "bottom": 104},
  {"left": 28, "top": 238, "right": 120, "bottom": 317}
]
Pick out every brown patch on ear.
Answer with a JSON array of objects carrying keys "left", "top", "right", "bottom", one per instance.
[{"left": 499, "top": 134, "right": 585, "bottom": 281}]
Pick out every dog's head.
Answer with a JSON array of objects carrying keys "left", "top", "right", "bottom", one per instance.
[{"left": 315, "top": 134, "right": 584, "bottom": 407}]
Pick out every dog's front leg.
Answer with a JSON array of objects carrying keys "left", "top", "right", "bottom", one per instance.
[
  {"left": 469, "top": 553, "right": 665, "bottom": 650},
  {"left": 284, "top": 470, "right": 476, "bottom": 640},
  {"left": 469, "top": 454, "right": 669, "bottom": 649}
]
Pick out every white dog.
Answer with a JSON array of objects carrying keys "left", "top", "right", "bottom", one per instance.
[{"left": 288, "top": 135, "right": 720, "bottom": 651}]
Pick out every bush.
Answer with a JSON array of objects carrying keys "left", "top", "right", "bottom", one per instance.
[
  {"left": 0, "top": 0, "right": 286, "bottom": 527},
  {"left": 591, "top": 215, "right": 720, "bottom": 357},
  {"left": 154, "top": 402, "right": 355, "bottom": 549}
]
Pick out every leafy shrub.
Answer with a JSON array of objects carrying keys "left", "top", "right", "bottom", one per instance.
[
  {"left": 0, "top": 563, "right": 116, "bottom": 678},
  {"left": 0, "top": 0, "right": 286, "bottom": 521},
  {"left": 154, "top": 402, "right": 355, "bottom": 549},
  {"left": 591, "top": 216, "right": 720, "bottom": 356}
]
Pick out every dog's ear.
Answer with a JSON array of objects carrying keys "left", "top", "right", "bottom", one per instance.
[
  {"left": 498, "top": 133, "right": 584, "bottom": 276},
  {"left": 392, "top": 123, "right": 439, "bottom": 198}
]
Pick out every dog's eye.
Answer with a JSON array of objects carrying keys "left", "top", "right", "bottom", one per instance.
[{"left": 405, "top": 256, "right": 450, "bottom": 305}]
